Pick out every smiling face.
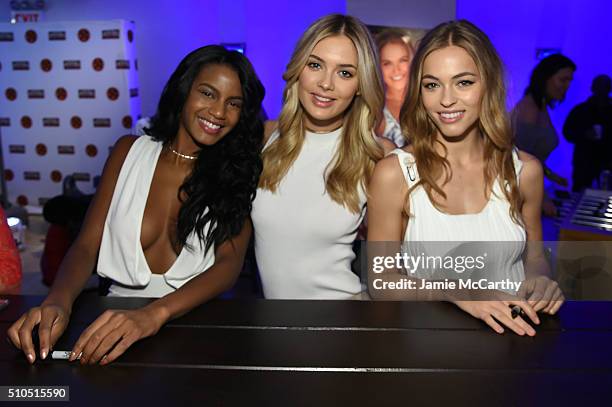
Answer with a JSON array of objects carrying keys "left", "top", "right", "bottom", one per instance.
[
  {"left": 420, "top": 45, "right": 483, "bottom": 140},
  {"left": 545, "top": 67, "right": 574, "bottom": 102},
  {"left": 178, "top": 63, "right": 243, "bottom": 149},
  {"left": 380, "top": 41, "right": 411, "bottom": 92},
  {"left": 297, "top": 35, "right": 360, "bottom": 132}
]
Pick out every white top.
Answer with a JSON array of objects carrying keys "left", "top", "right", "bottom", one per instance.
[
  {"left": 98, "top": 135, "right": 215, "bottom": 298},
  {"left": 251, "top": 128, "right": 365, "bottom": 299},
  {"left": 391, "top": 148, "right": 526, "bottom": 289}
]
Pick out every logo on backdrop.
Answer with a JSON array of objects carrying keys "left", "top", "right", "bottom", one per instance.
[
  {"left": 48, "top": 31, "right": 66, "bottom": 41},
  {"left": 57, "top": 145, "right": 75, "bottom": 155},
  {"left": 12, "top": 61, "right": 30, "bottom": 71},
  {"left": 102, "top": 29, "right": 120, "bottom": 39},
  {"left": 28, "top": 89, "right": 45, "bottom": 99}
]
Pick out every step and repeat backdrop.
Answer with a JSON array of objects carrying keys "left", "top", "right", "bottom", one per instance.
[{"left": 0, "top": 20, "right": 141, "bottom": 210}]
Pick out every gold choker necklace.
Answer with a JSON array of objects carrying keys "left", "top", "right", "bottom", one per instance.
[
  {"left": 305, "top": 125, "right": 342, "bottom": 134},
  {"left": 169, "top": 146, "right": 197, "bottom": 160}
]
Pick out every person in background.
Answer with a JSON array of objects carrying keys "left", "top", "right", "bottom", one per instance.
[
  {"left": 368, "top": 20, "right": 563, "bottom": 336},
  {"left": 0, "top": 206, "right": 22, "bottom": 293},
  {"left": 252, "top": 14, "right": 393, "bottom": 300},
  {"left": 512, "top": 54, "right": 576, "bottom": 216},
  {"left": 8, "top": 45, "right": 265, "bottom": 365},
  {"left": 375, "top": 29, "right": 415, "bottom": 147},
  {"left": 563, "top": 74, "right": 612, "bottom": 192}
]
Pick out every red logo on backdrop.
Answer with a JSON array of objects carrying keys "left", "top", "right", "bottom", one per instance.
[
  {"left": 0, "top": 118, "right": 10, "bottom": 126},
  {"left": 71, "top": 116, "right": 82, "bottom": 129},
  {"left": 4, "top": 169, "right": 14, "bottom": 181},
  {"left": 25, "top": 30, "right": 37, "bottom": 43},
  {"left": 41, "top": 59, "right": 52, "bottom": 72},
  {"left": 122, "top": 115, "right": 133, "bottom": 129},
  {"left": 78, "top": 28, "right": 90, "bottom": 42},
  {"left": 24, "top": 171, "right": 41, "bottom": 181},
  {"left": 43, "top": 118, "right": 60, "bottom": 127},
  {"left": 58, "top": 145, "right": 75, "bottom": 155},
  {"left": 21, "top": 116, "right": 32, "bottom": 129},
  {"left": 93, "top": 118, "right": 111, "bottom": 128},
  {"left": 55, "top": 87, "right": 67, "bottom": 100},
  {"left": 102, "top": 29, "right": 120, "bottom": 39},
  {"left": 78, "top": 89, "right": 95, "bottom": 99},
  {"left": 107, "top": 87, "right": 119, "bottom": 101},
  {"left": 127, "top": 29, "right": 134, "bottom": 42},
  {"left": 48, "top": 31, "right": 66, "bottom": 41},
  {"left": 12, "top": 61, "right": 30, "bottom": 71},
  {"left": 86, "top": 144, "right": 98, "bottom": 157},
  {"left": 5, "top": 88, "right": 17, "bottom": 101},
  {"left": 50, "top": 170, "right": 63, "bottom": 183},
  {"left": 17, "top": 195, "right": 28, "bottom": 206},
  {"left": 92, "top": 57, "right": 104, "bottom": 71},
  {"left": 28, "top": 89, "right": 45, "bottom": 99},
  {"left": 36, "top": 143, "right": 47, "bottom": 156},
  {"left": 9, "top": 145, "right": 25, "bottom": 154}
]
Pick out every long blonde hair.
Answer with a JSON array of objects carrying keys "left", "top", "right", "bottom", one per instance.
[
  {"left": 259, "top": 14, "right": 385, "bottom": 213},
  {"left": 400, "top": 20, "right": 522, "bottom": 223}
]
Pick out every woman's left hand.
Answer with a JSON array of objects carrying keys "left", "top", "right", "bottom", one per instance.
[
  {"left": 70, "top": 307, "right": 166, "bottom": 365},
  {"left": 519, "top": 276, "right": 564, "bottom": 314}
]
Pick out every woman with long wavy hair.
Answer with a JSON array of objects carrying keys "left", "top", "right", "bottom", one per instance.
[
  {"left": 367, "top": 20, "right": 563, "bottom": 335},
  {"left": 252, "top": 14, "right": 393, "bottom": 299},
  {"left": 9, "top": 45, "right": 265, "bottom": 364}
]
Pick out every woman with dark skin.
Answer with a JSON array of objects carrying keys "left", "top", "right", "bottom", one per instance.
[{"left": 8, "top": 46, "right": 265, "bottom": 365}]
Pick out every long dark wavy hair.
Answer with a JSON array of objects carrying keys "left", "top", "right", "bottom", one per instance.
[
  {"left": 525, "top": 53, "right": 575, "bottom": 109},
  {"left": 145, "top": 45, "right": 265, "bottom": 252}
]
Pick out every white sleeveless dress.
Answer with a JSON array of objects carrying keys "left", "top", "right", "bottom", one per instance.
[
  {"left": 97, "top": 136, "right": 215, "bottom": 298},
  {"left": 391, "top": 149, "right": 526, "bottom": 290},
  {"left": 251, "top": 128, "right": 365, "bottom": 299}
]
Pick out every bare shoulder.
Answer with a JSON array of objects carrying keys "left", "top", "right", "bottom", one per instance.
[
  {"left": 112, "top": 135, "right": 139, "bottom": 157},
  {"left": 372, "top": 154, "right": 405, "bottom": 189},
  {"left": 102, "top": 135, "right": 141, "bottom": 176},
  {"left": 517, "top": 149, "right": 543, "bottom": 189},
  {"left": 263, "top": 120, "right": 278, "bottom": 144}
]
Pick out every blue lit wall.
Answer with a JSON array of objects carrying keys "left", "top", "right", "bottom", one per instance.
[{"left": 457, "top": 0, "right": 612, "bottom": 186}]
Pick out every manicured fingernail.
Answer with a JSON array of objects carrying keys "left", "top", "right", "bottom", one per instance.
[
  {"left": 27, "top": 353, "right": 34, "bottom": 363},
  {"left": 41, "top": 349, "right": 47, "bottom": 360}
]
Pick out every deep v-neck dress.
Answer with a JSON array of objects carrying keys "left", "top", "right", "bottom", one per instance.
[{"left": 98, "top": 136, "right": 215, "bottom": 297}]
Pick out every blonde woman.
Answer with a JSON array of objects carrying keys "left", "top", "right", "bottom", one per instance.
[
  {"left": 252, "top": 14, "right": 393, "bottom": 299},
  {"left": 368, "top": 20, "right": 563, "bottom": 335},
  {"left": 375, "top": 29, "right": 416, "bottom": 147}
]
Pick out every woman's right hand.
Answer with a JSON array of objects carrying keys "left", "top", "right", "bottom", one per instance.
[
  {"left": 454, "top": 296, "right": 540, "bottom": 336},
  {"left": 7, "top": 304, "right": 71, "bottom": 363}
]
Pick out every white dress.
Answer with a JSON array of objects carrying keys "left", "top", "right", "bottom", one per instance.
[
  {"left": 251, "top": 128, "right": 365, "bottom": 299},
  {"left": 97, "top": 136, "right": 215, "bottom": 298},
  {"left": 391, "top": 149, "right": 526, "bottom": 290}
]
